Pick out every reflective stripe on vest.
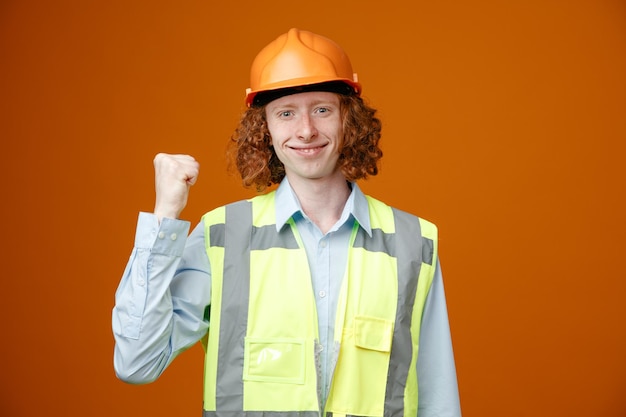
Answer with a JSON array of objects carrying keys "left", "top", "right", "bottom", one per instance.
[{"left": 201, "top": 192, "right": 437, "bottom": 417}]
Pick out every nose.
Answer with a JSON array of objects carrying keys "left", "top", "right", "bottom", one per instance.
[{"left": 296, "top": 114, "right": 317, "bottom": 141}]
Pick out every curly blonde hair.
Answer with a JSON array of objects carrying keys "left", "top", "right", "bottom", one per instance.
[{"left": 228, "top": 94, "right": 382, "bottom": 191}]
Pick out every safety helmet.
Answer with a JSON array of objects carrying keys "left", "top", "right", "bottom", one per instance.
[{"left": 245, "top": 28, "right": 361, "bottom": 107}]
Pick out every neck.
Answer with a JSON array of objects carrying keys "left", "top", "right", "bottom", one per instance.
[{"left": 287, "top": 173, "right": 351, "bottom": 234}]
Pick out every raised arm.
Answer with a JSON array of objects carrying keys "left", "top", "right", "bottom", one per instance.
[{"left": 112, "top": 154, "right": 210, "bottom": 384}]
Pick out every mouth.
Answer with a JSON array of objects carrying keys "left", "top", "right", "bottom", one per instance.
[{"left": 289, "top": 144, "right": 327, "bottom": 155}]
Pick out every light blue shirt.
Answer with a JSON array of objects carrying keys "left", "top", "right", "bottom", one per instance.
[{"left": 112, "top": 179, "right": 461, "bottom": 416}]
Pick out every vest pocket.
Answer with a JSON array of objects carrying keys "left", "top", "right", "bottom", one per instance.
[
  {"left": 243, "top": 338, "right": 306, "bottom": 384},
  {"left": 354, "top": 315, "right": 393, "bottom": 352}
]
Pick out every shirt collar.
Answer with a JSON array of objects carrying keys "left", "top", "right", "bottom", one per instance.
[{"left": 274, "top": 177, "right": 372, "bottom": 237}]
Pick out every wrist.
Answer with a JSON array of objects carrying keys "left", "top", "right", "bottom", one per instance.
[{"left": 153, "top": 207, "right": 181, "bottom": 223}]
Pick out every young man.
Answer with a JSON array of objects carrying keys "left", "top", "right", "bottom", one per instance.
[{"left": 113, "top": 28, "right": 461, "bottom": 417}]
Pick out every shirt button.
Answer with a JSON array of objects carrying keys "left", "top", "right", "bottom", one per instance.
[
  {"left": 319, "top": 290, "right": 326, "bottom": 298},
  {"left": 158, "top": 232, "right": 165, "bottom": 239},
  {"left": 170, "top": 233, "right": 177, "bottom": 241},
  {"left": 319, "top": 240, "right": 327, "bottom": 248},
  {"left": 137, "top": 278, "right": 145, "bottom": 286}
]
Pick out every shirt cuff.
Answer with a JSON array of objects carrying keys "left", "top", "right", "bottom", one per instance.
[{"left": 135, "top": 212, "right": 191, "bottom": 256}]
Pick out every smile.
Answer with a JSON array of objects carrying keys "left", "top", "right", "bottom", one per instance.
[{"left": 290, "top": 144, "right": 327, "bottom": 155}]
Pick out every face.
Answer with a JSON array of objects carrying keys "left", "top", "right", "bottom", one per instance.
[{"left": 265, "top": 91, "right": 344, "bottom": 184}]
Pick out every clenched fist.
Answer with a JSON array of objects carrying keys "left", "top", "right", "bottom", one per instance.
[{"left": 153, "top": 153, "right": 199, "bottom": 222}]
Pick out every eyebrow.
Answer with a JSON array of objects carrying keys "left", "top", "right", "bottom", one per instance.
[{"left": 268, "top": 98, "right": 338, "bottom": 111}]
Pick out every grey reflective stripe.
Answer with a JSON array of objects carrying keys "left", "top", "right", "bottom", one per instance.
[
  {"left": 384, "top": 208, "right": 427, "bottom": 416},
  {"left": 422, "top": 236, "right": 434, "bottom": 266},
  {"left": 211, "top": 220, "right": 299, "bottom": 251},
  {"left": 210, "top": 224, "right": 225, "bottom": 247},
  {"left": 204, "top": 411, "right": 320, "bottom": 417},
  {"left": 214, "top": 200, "right": 252, "bottom": 410},
  {"left": 252, "top": 224, "right": 299, "bottom": 250},
  {"left": 353, "top": 228, "right": 396, "bottom": 256},
  {"left": 352, "top": 219, "right": 433, "bottom": 266}
]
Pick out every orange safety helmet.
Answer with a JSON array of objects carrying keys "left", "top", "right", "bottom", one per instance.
[{"left": 245, "top": 28, "right": 361, "bottom": 107}]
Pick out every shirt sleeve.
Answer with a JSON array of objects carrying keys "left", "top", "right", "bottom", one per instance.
[
  {"left": 112, "top": 212, "right": 211, "bottom": 384},
  {"left": 416, "top": 259, "right": 462, "bottom": 417}
]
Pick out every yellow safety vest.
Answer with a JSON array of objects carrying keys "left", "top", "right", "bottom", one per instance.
[{"left": 201, "top": 191, "right": 438, "bottom": 417}]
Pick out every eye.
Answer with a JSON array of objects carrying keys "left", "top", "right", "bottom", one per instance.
[
  {"left": 317, "top": 107, "right": 329, "bottom": 113},
  {"left": 280, "top": 111, "right": 292, "bottom": 117}
]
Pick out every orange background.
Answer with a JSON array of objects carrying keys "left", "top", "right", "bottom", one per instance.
[{"left": 1, "top": 1, "right": 625, "bottom": 416}]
